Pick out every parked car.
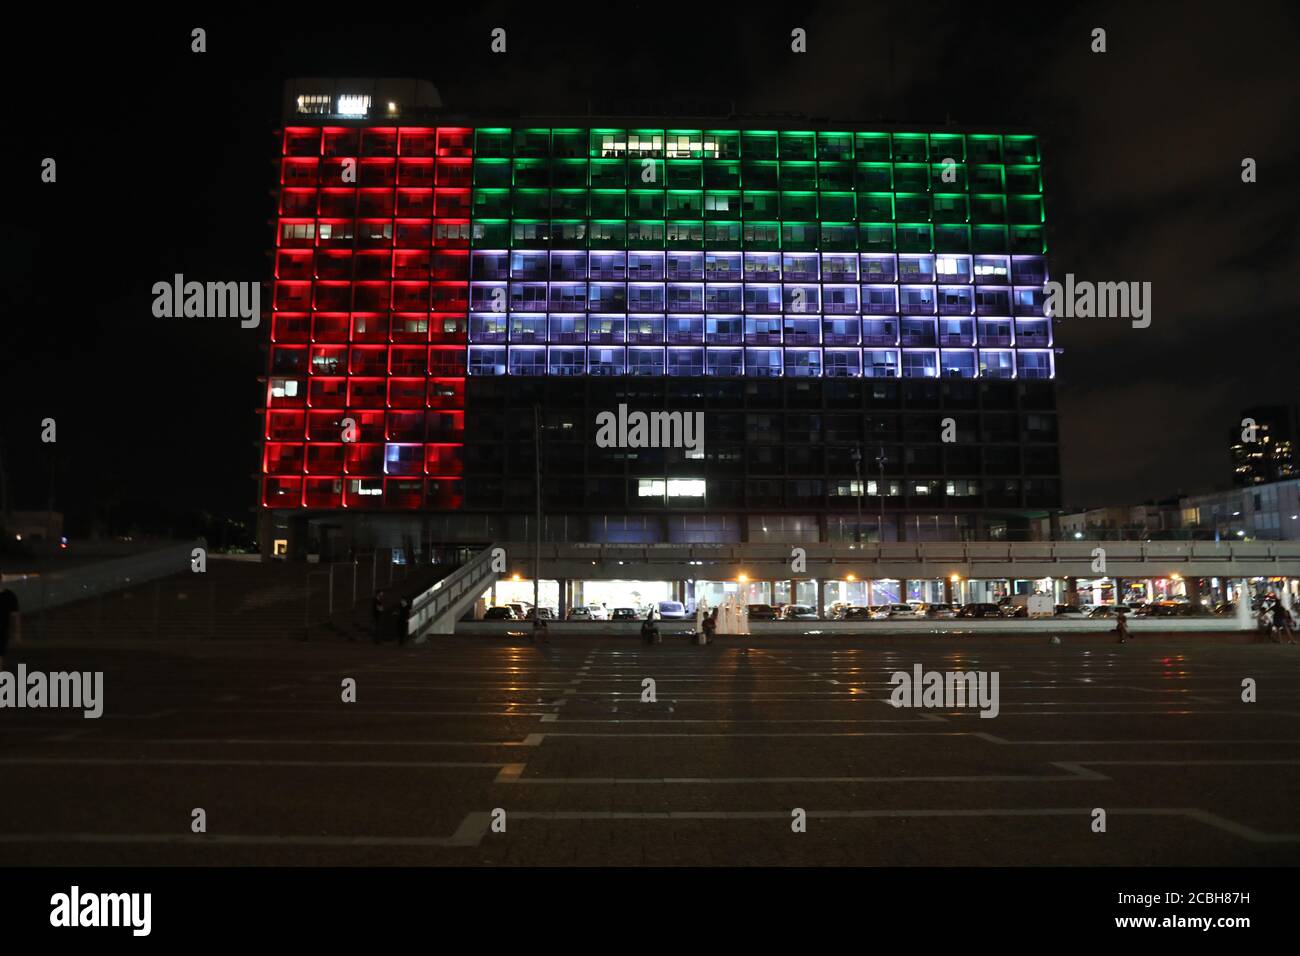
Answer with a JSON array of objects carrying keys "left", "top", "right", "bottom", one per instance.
[
  {"left": 567, "top": 606, "right": 593, "bottom": 621},
  {"left": 1054, "top": 604, "right": 1085, "bottom": 616},
  {"left": 839, "top": 606, "right": 875, "bottom": 621},
  {"left": 920, "top": 603, "right": 958, "bottom": 619},
  {"left": 656, "top": 600, "right": 688, "bottom": 620},
  {"left": 782, "top": 604, "right": 819, "bottom": 621},
  {"left": 957, "top": 603, "right": 1002, "bottom": 619},
  {"left": 523, "top": 607, "right": 555, "bottom": 621},
  {"left": 484, "top": 606, "right": 516, "bottom": 620},
  {"left": 611, "top": 607, "right": 641, "bottom": 622},
  {"left": 826, "top": 601, "right": 853, "bottom": 620},
  {"left": 1138, "top": 601, "right": 1195, "bottom": 617},
  {"left": 505, "top": 603, "right": 531, "bottom": 619},
  {"left": 746, "top": 604, "right": 778, "bottom": 621},
  {"left": 586, "top": 604, "right": 610, "bottom": 621},
  {"left": 1001, "top": 604, "right": 1028, "bottom": 618},
  {"left": 872, "top": 604, "right": 920, "bottom": 620},
  {"left": 1212, "top": 601, "right": 1238, "bottom": 616}
]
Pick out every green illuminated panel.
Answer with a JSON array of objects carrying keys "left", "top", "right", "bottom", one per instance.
[{"left": 464, "top": 126, "right": 1043, "bottom": 254}]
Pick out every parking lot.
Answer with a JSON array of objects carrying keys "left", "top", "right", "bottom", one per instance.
[{"left": 1, "top": 631, "right": 1298, "bottom": 866}]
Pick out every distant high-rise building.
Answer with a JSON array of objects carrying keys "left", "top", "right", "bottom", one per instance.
[{"left": 1230, "top": 405, "right": 1299, "bottom": 486}]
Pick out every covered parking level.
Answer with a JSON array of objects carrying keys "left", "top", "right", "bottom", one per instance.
[{"left": 445, "top": 539, "right": 1300, "bottom": 630}]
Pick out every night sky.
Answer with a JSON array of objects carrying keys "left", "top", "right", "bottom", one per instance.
[{"left": 4, "top": 2, "right": 1298, "bottom": 541}]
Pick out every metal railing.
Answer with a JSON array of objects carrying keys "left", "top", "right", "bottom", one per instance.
[
  {"left": 407, "top": 544, "right": 499, "bottom": 638},
  {"left": 494, "top": 539, "right": 1300, "bottom": 569}
]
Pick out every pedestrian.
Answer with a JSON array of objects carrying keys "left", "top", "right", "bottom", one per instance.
[
  {"left": 532, "top": 615, "right": 550, "bottom": 645},
  {"left": 397, "top": 595, "right": 412, "bottom": 645},
  {"left": 371, "top": 589, "right": 385, "bottom": 643},
  {"left": 641, "top": 609, "right": 660, "bottom": 645},
  {"left": 702, "top": 608, "right": 717, "bottom": 645},
  {"left": 1271, "top": 601, "right": 1291, "bottom": 644},
  {"left": 1257, "top": 602, "right": 1274, "bottom": 641},
  {"left": 0, "top": 586, "right": 19, "bottom": 671},
  {"left": 1282, "top": 607, "right": 1297, "bottom": 645},
  {"left": 1114, "top": 607, "right": 1130, "bottom": 644}
]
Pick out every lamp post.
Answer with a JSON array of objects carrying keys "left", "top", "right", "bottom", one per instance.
[
  {"left": 850, "top": 445, "right": 863, "bottom": 547},
  {"left": 534, "top": 403, "right": 542, "bottom": 619},
  {"left": 875, "top": 445, "right": 886, "bottom": 543}
]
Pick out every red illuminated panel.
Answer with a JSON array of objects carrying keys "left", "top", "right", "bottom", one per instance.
[{"left": 262, "top": 125, "right": 469, "bottom": 511}]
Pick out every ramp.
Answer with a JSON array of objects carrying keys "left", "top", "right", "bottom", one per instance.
[{"left": 406, "top": 544, "right": 500, "bottom": 639}]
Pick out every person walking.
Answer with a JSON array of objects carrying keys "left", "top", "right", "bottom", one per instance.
[
  {"left": 0, "top": 586, "right": 19, "bottom": 671},
  {"left": 1257, "top": 601, "right": 1274, "bottom": 641},
  {"left": 702, "top": 608, "right": 717, "bottom": 645},
  {"left": 531, "top": 614, "right": 550, "bottom": 645},
  {"left": 397, "top": 595, "right": 412, "bottom": 645},
  {"left": 641, "top": 609, "right": 660, "bottom": 645},
  {"left": 1114, "top": 607, "right": 1130, "bottom": 644},
  {"left": 1271, "top": 600, "right": 1291, "bottom": 644},
  {"left": 1281, "top": 607, "right": 1297, "bottom": 645}
]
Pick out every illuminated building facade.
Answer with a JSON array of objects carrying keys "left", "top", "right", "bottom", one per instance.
[
  {"left": 1230, "top": 405, "right": 1299, "bottom": 488},
  {"left": 259, "top": 81, "right": 1061, "bottom": 556}
]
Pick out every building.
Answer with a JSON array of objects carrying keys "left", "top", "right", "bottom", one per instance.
[
  {"left": 258, "top": 80, "right": 1061, "bottom": 559},
  {"left": 1230, "top": 405, "right": 1299, "bottom": 487},
  {"left": 1049, "top": 500, "right": 1183, "bottom": 540},
  {"left": 1180, "top": 479, "right": 1300, "bottom": 542}
]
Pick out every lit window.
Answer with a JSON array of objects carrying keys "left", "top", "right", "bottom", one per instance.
[
  {"left": 667, "top": 479, "right": 706, "bottom": 497},
  {"left": 337, "top": 94, "right": 372, "bottom": 116},
  {"left": 296, "top": 94, "right": 331, "bottom": 115},
  {"left": 638, "top": 479, "right": 666, "bottom": 497}
]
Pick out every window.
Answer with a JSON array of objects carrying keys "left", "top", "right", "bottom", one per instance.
[
  {"left": 1018, "top": 350, "right": 1052, "bottom": 379},
  {"left": 627, "top": 315, "right": 665, "bottom": 342},
  {"left": 588, "top": 347, "right": 625, "bottom": 375},
  {"left": 745, "top": 348, "right": 782, "bottom": 377},
  {"left": 902, "top": 350, "right": 938, "bottom": 378},
  {"left": 939, "top": 350, "right": 977, "bottom": 379},
  {"left": 296, "top": 94, "right": 331, "bottom": 115},
  {"left": 785, "top": 348, "right": 822, "bottom": 377},
  {"left": 468, "top": 346, "right": 506, "bottom": 376},
  {"left": 823, "top": 286, "right": 859, "bottom": 314},
  {"left": 588, "top": 315, "right": 625, "bottom": 343},
  {"left": 824, "top": 349, "right": 861, "bottom": 377},
  {"left": 548, "top": 347, "right": 585, "bottom": 376},
  {"left": 823, "top": 318, "right": 859, "bottom": 344},
  {"left": 508, "top": 347, "right": 547, "bottom": 375},
  {"left": 667, "top": 348, "right": 705, "bottom": 376},
  {"left": 667, "top": 479, "right": 706, "bottom": 497},
  {"left": 337, "top": 94, "right": 371, "bottom": 116},
  {"left": 470, "top": 312, "right": 504, "bottom": 343},
  {"left": 706, "top": 348, "right": 743, "bottom": 376},
  {"left": 667, "top": 315, "right": 703, "bottom": 343},
  {"left": 628, "top": 347, "right": 665, "bottom": 376},
  {"left": 980, "top": 350, "right": 1015, "bottom": 379}
]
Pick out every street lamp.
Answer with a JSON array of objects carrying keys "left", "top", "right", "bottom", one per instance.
[
  {"left": 875, "top": 445, "right": 886, "bottom": 543},
  {"left": 850, "top": 444, "right": 863, "bottom": 547}
]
